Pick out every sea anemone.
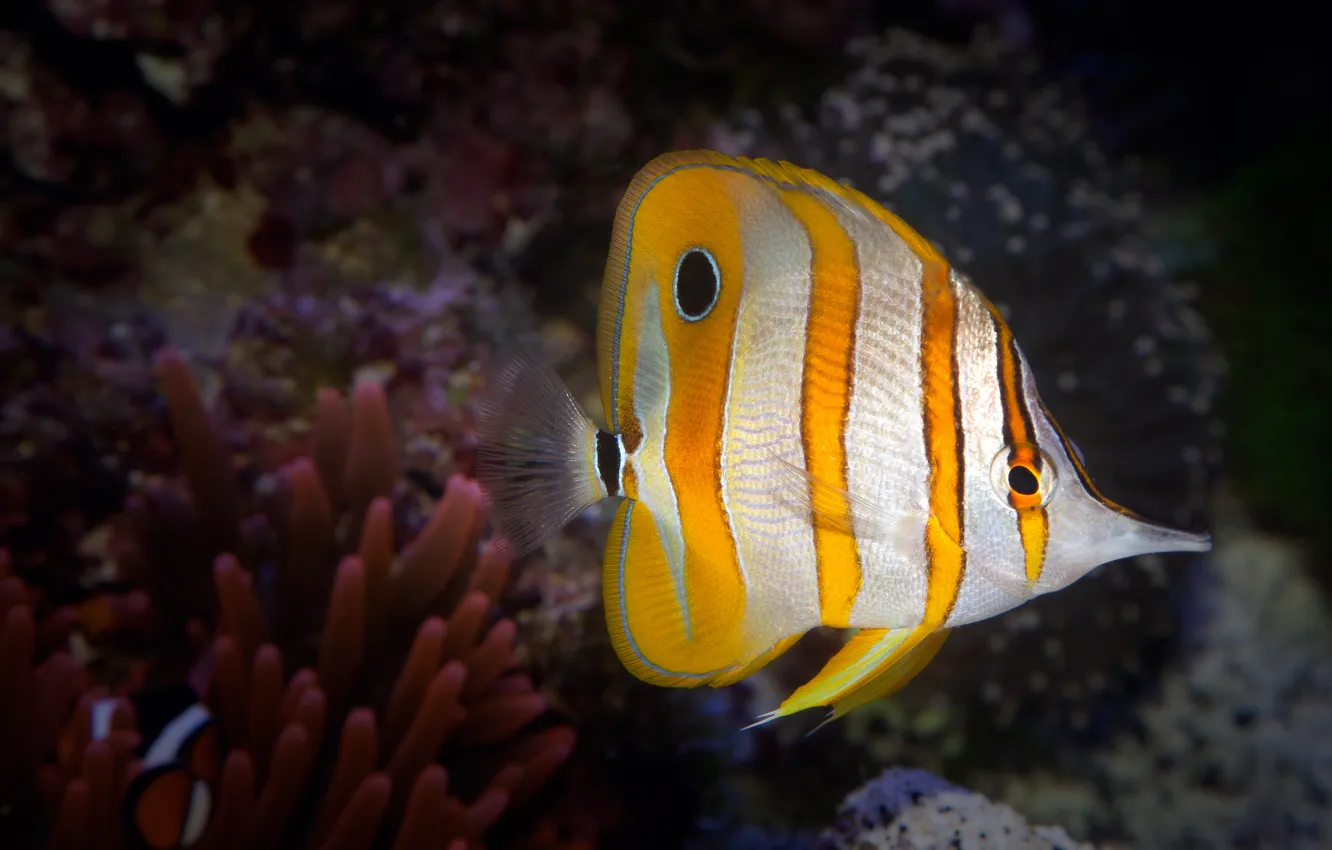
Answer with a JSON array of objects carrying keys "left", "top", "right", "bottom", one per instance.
[
  {"left": 2, "top": 347, "right": 577, "bottom": 849},
  {"left": 2, "top": 547, "right": 142, "bottom": 849}
]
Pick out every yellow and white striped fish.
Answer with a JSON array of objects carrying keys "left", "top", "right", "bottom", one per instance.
[{"left": 476, "top": 150, "right": 1211, "bottom": 728}]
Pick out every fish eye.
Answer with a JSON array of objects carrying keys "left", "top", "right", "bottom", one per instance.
[
  {"left": 989, "top": 442, "right": 1058, "bottom": 509},
  {"left": 673, "top": 247, "right": 720, "bottom": 321},
  {"left": 1008, "top": 464, "right": 1039, "bottom": 496}
]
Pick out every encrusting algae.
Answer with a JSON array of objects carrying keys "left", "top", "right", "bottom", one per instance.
[{"left": 1, "top": 348, "right": 581, "bottom": 850}]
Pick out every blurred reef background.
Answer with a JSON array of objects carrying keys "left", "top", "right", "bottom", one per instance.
[{"left": 1, "top": 1, "right": 1329, "bottom": 849}]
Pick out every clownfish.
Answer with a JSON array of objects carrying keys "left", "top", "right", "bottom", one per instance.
[
  {"left": 476, "top": 151, "right": 1211, "bottom": 727},
  {"left": 98, "top": 684, "right": 221, "bottom": 849}
]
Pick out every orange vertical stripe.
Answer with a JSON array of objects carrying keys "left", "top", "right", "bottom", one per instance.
[
  {"left": 773, "top": 157, "right": 971, "bottom": 623},
  {"left": 782, "top": 191, "right": 863, "bottom": 628},
  {"left": 990, "top": 309, "right": 1050, "bottom": 584},
  {"left": 1017, "top": 508, "right": 1050, "bottom": 584},
  {"left": 648, "top": 166, "right": 749, "bottom": 661},
  {"left": 919, "top": 265, "right": 967, "bottom": 625}
]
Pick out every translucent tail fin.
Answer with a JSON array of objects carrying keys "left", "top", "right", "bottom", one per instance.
[{"left": 475, "top": 350, "right": 608, "bottom": 557}]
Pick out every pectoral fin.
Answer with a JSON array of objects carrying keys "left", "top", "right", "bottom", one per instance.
[
  {"left": 769, "top": 455, "right": 962, "bottom": 558},
  {"left": 824, "top": 628, "right": 950, "bottom": 721},
  {"left": 744, "top": 624, "right": 948, "bottom": 729}
]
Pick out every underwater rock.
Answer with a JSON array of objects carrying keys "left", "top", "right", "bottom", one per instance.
[
  {"left": 820, "top": 766, "right": 1096, "bottom": 850},
  {"left": 707, "top": 26, "right": 1224, "bottom": 761}
]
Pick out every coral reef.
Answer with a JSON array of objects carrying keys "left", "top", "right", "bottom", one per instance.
[
  {"left": 0, "top": 0, "right": 616, "bottom": 285},
  {"left": 819, "top": 767, "right": 1096, "bottom": 850},
  {"left": 1, "top": 347, "right": 579, "bottom": 849},
  {"left": 706, "top": 27, "right": 1224, "bottom": 767},
  {"left": 0, "top": 0, "right": 877, "bottom": 307}
]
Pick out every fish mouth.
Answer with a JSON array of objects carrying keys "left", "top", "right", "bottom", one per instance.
[
  {"left": 1145, "top": 530, "right": 1209, "bottom": 556},
  {"left": 1102, "top": 509, "right": 1212, "bottom": 561},
  {"left": 1138, "top": 522, "right": 1212, "bottom": 553}
]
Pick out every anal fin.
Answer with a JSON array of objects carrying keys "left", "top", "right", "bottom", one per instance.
[{"left": 744, "top": 624, "right": 947, "bottom": 729}]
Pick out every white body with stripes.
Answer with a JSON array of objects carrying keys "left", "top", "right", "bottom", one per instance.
[{"left": 478, "top": 150, "right": 1211, "bottom": 726}]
